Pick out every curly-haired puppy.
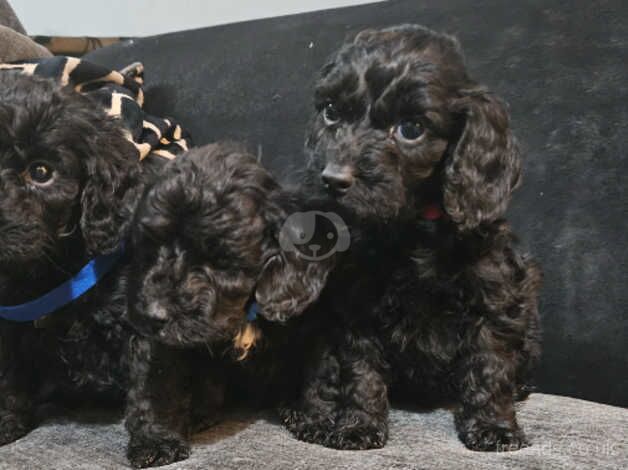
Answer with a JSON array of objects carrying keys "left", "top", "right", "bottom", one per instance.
[
  {"left": 0, "top": 73, "right": 144, "bottom": 444},
  {"left": 281, "top": 25, "right": 542, "bottom": 452},
  {"left": 125, "top": 143, "right": 333, "bottom": 468}
]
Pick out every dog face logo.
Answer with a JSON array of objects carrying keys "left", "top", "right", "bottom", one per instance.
[{"left": 279, "top": 211, "right": 350, "bottom": 260}]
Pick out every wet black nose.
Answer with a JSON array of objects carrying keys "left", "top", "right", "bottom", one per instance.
[{"left": 321, "top": 164, "right": 354, "bottom": 194}]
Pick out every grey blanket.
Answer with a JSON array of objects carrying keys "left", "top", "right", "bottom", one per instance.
[{"left": 0, "top": 394, "right": 626, "bottom": 469}]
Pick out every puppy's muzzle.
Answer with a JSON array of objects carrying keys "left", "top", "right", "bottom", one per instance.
[{"left": 322, "top": 164, "right": 354, "bottom": 195}]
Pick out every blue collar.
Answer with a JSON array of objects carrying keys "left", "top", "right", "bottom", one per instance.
[
  {"left": 0, "top": 245, "right": 126, "bottom": 323},
  {"left": 246, "top": 300, "right": 260, "bottom": 322}
]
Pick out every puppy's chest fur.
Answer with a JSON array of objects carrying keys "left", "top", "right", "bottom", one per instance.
[
  {"left": 1, "top": 265, "right": 131, "bottom": 398},
  {"left": 330, "top": 240, "right": 475, "bottom": 374}
]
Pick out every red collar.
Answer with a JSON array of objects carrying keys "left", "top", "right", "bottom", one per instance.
[{"left": 421, "top": 203, "right": 444, "bottom": 221}]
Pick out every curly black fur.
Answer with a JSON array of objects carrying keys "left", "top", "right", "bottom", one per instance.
[
  {"left": 280, "top": 25, "right": 542, "bottom": 453},
  {"left": 0, "top": 73, "right": 147, "bottom": 446},
  {"left": 125, "top": 143, "right": 333, "bottom": 467}
]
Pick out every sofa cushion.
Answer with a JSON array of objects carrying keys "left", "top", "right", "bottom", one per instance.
[
  {"left": 0, "top": 25, "right": 51, "bottom": 62},
  {"left": 0, "top": 0, "right": 25, "bottom": 34},
  {"left": 0, "top": 394, "right": 626, "bottom": 469}
]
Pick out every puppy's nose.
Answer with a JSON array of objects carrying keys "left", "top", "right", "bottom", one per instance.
[{"left": 322, "top": 164, "right": 354, "bottom": 194}]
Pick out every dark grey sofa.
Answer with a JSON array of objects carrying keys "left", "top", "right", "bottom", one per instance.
[
  {"left": 1, "top": 0, "right": 626, "bottom": 468},
  {"left": 0, "top": 395, "right": 626, "bottom": 469}
]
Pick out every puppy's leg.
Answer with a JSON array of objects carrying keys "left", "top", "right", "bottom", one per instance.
[
  {"left": 514, "top": 259, "right": 542, "bottom": 402},
  {"left": 454, "top": 347, "right": 528, "bottom": 452},
  {"left": 330, "top": 334, "right": 389, "bottom": 450},
  {"left": 0, "top": 369, "right": 35, "bottom": 446},
  {"left": 125, "top": 336, "right": 192, "bottom": 468},
  {"left": 0, "top": 327, "right": 36, "bottom": 445},
  {"left": 189, "top": 366, "right": 225, "bottom": 433},
  {"left": 281, "top": 332, "right": 389, "bottom": 450},
  {"left": 280, "top": 341, "right": 341, "bottom": 443},
  {"left": 454, "top": 247, "right": 540, "bottom": 451}
]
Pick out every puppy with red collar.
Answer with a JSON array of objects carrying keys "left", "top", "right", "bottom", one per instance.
[{"left": 282, "top": 25, "right": 542, "bottom": 453}]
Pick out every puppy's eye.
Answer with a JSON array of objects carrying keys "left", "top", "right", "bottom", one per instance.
[
  {"left": 27, "top": 162, "right": 54, "bottom": 185},
  {"left": 323, "top": 103, "right": 341, "bottom": 126},
  {"left": 394, "top": 121, "right": 425, "bottom": 142}
]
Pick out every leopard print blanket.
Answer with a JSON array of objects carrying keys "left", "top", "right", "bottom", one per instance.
[{"left": 0, "top": 56, "right": 191, "bottom": 160}]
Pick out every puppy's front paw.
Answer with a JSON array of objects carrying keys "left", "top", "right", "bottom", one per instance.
[
  {"left": 323, "top": 411, "right": 388, "bottom": 450},
  {"left": 0, "top": 412, "right": 32, "bottom": 446},
  {"left": 460, "top": 424, "right": 529, "bottom": 452},
  {"left": 280, "top": 406, "right": 335, "bottom": 446},
  {"left": 127, "top": 435, "right": 190, "bottom": 468},
  {"left": 324, "top": 424, "right": 387, "bottom": 450},
  {"left": 280, "top": 406, "right": 387, "bottom": 450}
]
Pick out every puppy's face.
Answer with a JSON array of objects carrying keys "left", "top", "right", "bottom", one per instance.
[
  {"left": 0, "top": 117, "right": 81, "bottom": 268},
  {"left": 306, "top": 25, "right": 520, "bottom": 230},
  {"left": 0, "top": 73, "right": 139, "bottom": 282},
  {"left": 131, "top": 145, "right": 333, "bottom": 348}
]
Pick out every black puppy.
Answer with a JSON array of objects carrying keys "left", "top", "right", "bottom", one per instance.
[
  {"left": 125, "top": 143, "right": 334, "bottom": 467},
  {"left": 0, "top": 73, "right": 142, "bottom": 444},
  {"left": 281, "top": 25, "right": 541, "bottom": 452}
]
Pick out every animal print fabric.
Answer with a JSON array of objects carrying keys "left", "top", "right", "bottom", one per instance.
[{"left": 0, "top": 56, "right": 191, "bottom": 160}]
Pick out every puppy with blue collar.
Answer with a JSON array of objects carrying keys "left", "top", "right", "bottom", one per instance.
[
  {"left": 0, "top": 60, "right": 188, "bottom": 456},
  {"left": 0, "top": 71, "right": 141, "bottom": 446}
]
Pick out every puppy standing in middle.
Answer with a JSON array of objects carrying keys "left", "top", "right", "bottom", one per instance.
[{"left": 123, "top": 142, "right": 334, "bottom": 468}]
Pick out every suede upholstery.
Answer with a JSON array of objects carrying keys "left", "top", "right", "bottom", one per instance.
[
  {"left": 0, "top": 25, "right": 51, "bottom": 62},
  {"left": 0, "top": 394, "right": 626, "bottom": 469},
  {"left": 0, "top": 0, "right": 24, "bottom": 33}
]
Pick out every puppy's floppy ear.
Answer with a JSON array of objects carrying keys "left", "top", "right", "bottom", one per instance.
[
  {"left": 80, "top": 126, "right": 141, "bottom": 255},
  {"left": 443, "top": 89, "right": 521, "bottom": 231},
  {"left": 255, "top": 253, "right": 332, "bottom": 323},
  {"left": 131, "top": 162, "right": 193, "bottom": 245},
  {"left": 255, "top": 191, "right": 338, "bottom": 322}
]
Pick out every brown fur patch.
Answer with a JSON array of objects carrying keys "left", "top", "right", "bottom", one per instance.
[{"left": 233, "top": 323, "right": 262, "bottom": 360}]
